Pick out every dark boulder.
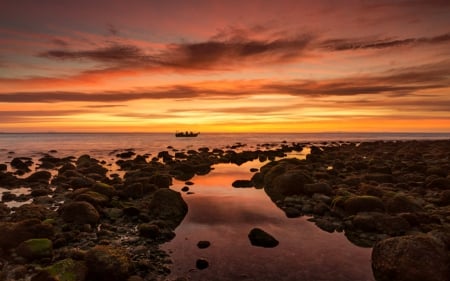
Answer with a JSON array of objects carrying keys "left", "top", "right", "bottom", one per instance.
[
  {"left": 85, "top": 245, "right": 131, "bottom": 281},
  {"left": 0, "top": 219, "right": 54, "bottom": 250},
  {"left": 16, "top": 238, "right": 53, "bottom": 261},
  {"left": 248, "top": 228, "right": 279, "bottom": 248},
  {"left": 59, "top": 201, "right": 100, "bottom": 225},
  {"left": 343, "top": 195, "right": 385, "bottom": 215},
  {"left": 147, "top": 189, "right": 188, "bottom": 229},
  {"left": 385, "top": 194, "right": 423, "bottom": 214},
  {"left": 372, "top": 235, "right": 449, "bottom": 281},
  {"left": 232, "top": 180, "right": 254, "bottom": 188}
]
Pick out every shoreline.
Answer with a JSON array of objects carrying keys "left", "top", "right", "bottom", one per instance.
[{"left": 0, "top": 139, "right": 449, "bottom": 280}]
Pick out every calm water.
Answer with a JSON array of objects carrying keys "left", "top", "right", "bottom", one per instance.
[{"left": 1, "top": 132, "right": 449, "bottom": 280}]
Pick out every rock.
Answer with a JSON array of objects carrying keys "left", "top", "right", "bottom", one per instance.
[
  {"left": 0, "top": 219, "right": 54, "bottom": 250},
  {"left": 11, "top": 157, "right": 31, "bottom": 171},
  {"left": 16, "top": 238, "right": 53, "bottom": 261},
  {"left": 343, "top": 195, "right": 385, "bottom": 215},
  {"left": 304, "top": 182, "right": 333, "bottom": 195},
  {"left": 123, "top": 182, "right": 157, "bottom": 198},
  {"left": 232, "top": 180, "right": 254, "bottom": 188},
  {"left": 197, "top": 241, "right": 211, "bottom": 249},
  {"left": 91, "top": 182, "right": 116, "bottom": 197},
  {"left": 138, "top": 223, "right": 160, "bottom": 238},
  {"left": 59, "top": 201, "right": 100, "bottom": 225},
  {"left": 116, "top": 151, "right": 136, "bottom": 159},
  {"left": 33, "top": 258, "right": 88, "bottom": 281},
  {"left": 75, "top": 190, "right": 109, "bottom": 206},
  {"left": 385, "top": 194, "right": 423, "bottom": 214},
  {"left": 270, "top": 170, "right": 312, "bottom": 197},
  {"left": 372, "top": 234, "right": 450, "bottom": 281},
  {"left": 85, "top": 245, "right": 131, "bottom": 281},
  {"left": 181, "top": 186, "right": 189, "bottom": 192},
  {"left": 11, "top": 203, "right": 56, "bottom": 222},
  {"left": 147, "top": 189, "right": 188, "bottom": 229},
  {"left": 26, "top": 171, "right": 52, "bottom": 184},
  {"left": 248, "top": 228, "right": 279, "bottom": 248},
  {"left": 196, "top": 258, "right": 209, "bottom": 270},
  {"left": 427, "top": 177, "right": 450, "bottom": 189},
  {"left": 0, "top": 163, "right": 7, "bottom": 171}
]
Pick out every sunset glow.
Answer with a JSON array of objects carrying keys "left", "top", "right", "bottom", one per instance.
[{"left": 1, "top": 0, "right": 449, "bottom": 132}]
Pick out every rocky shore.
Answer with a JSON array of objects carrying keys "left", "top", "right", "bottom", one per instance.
[{"left": 0, "top": 140, "right": 449, "bottom": 281}]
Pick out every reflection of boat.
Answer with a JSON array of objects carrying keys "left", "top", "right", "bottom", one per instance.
[{"left": 175, "top": 131, "right": 200, "bottom": 137}]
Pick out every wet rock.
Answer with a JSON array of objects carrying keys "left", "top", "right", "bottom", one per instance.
[
  {"left": 32, "top": 258, "right": 88, "bottom": 281},
  {"left": 26, "top": 171, "right": 52, "bottom": 184},
  {"left": 343, "top": 195, "right": 385, "bottom": 215},
  {"left": 197, "top": 240, "right": 211, "bottom": 249},
  {"left": 0, "top": 219, "right": 54, "bottom": 250},
  {"left": 116, "top": 151, "right": 136, "bottom": 159},
  {"left": 11, "top": 204, "right": 56, "bottom": 221},
  {"left": 372, "top": 234, "right": 450, "bottom": 281},
  {"left": 85, "top": 245, "right": 131, "bottom": 281},
  {"left": 248, "top": 228, "right": 279, "bottom": 248},
  {"left": 0, "top": 163, "right": 7, "bottom": 171},
  {"left": 138, "top": 223, "right": 161, "bottom": 238},
  {"left": 385, "top": 194, "right": 423, "bottom": 214},
  {"left": 11, "top": 157, "right": 32, "bottom": 171},
  {"left": 123, "top": 182, "right": 157, "bottom": 198},
  {"left": 196, "top": 258, "right": 209, "bottom": 270},
  {"left": 304, "top": 182, "right": 333, "bottom": 195},
  {"left": 427, "top": 177, "right": 450, "bottom": 189},
  {"left": 148, "top": 189, "right": 188, "bottom": 229},
  {"left": 59, "top": 201, "right": 100, "bottom": 225},
  {"left": 232, "top": 180, "right": 254, "bottom": 188},
  {"left": 91, "top": 182, "right": 116, "bottom": 197},
  {"left": 181, "top": 186, "right": 189, "bottom": 192},
  {"left": 270, "top": 170, "right": 312, "bottom": 197},
  {"left": 16, "top": 238, "right": 53, "bottom": 261},
  {"left": 75, "top": 190, "right": 109, "bottom": 207}
]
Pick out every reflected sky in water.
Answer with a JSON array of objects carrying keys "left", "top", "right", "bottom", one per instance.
[{"left": 164, "top": 161, "right": 375, "bottom": 281}]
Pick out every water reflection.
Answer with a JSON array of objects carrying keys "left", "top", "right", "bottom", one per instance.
[{"left": 165, "top": 161, "right": 375, "bottom": 281}]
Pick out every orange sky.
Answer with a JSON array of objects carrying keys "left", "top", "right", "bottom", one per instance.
[{"left": 1, "top": 0, "right": 449, "bottom": 132}]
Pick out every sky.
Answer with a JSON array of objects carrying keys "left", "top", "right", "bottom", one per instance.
[{"left": 1, "top": 0, "right": 449, "bottom": 133}]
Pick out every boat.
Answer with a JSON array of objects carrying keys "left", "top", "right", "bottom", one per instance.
[{"left": 175, "top": 131, "right": 200, "bottom": 137}]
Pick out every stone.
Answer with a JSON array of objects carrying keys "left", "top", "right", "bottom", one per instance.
[
  {"left": 85, "top": 245, "right": 131, "bottom": 281},
  {"left": 16, "top": 238, "right": 53, "bottom": 261},
  {"left": 26, "top": 171, "right": 52, "bottom": 184},
  {"left": 248, "top": 228, "right": 279, "bottom": 248},
  {"left": 372, "top": 235, "right": 450, "bottom": 281},
  {"left": 0, "top": 219, "right": 54, "bottom": 250},
  {"left": 59, "top": 201, "right": 100, "bottom": 225},
  {"left": 138, "top": 223, "right": 160, "bottom": 238},
  {"left": 270, "top": 169, "right": 312, "bottom": 197},
  {"left": 232, "top": 180, "right": 254, "bottom": 188},
  {"left": 75, "top": 191, "right": 109, "bottom": 206},
  {"left": 147, "top": 189, "right": 188, "bottom": 229},
  {"left": 343, "top": 195, "right": 385, "bottom": 215},
  {"left": 197, "top": 240, "right": 211, "bottom": 249},
  {"left": 385, "top": 194, "right": 423, "bottom": 214},
  {"left": 196, "top": 258, "right": 209, "bottom": 270},
  {"left": 181, "top": 186, "right": 189, "bottom": 192},
  {"left": 33, "top": 258, "right": 88, "bottom": 281},
  {"left": 304, "top": 182, "right": 333, "bottom": 195}
]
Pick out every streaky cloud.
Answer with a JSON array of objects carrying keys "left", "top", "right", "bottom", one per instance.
[{"left": 322, "top": 33, "right": 450, "bottom": 51}]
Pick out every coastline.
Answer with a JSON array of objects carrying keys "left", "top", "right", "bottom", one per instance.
[{"left": 0, "top": 139, "right": 449, "bottom": 280}]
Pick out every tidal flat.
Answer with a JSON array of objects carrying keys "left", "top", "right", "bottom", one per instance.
[{"left": 0, "top": 140, "right": 449, "bottom": 281}]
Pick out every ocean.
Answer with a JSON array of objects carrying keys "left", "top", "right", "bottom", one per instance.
[
  {"left": 1, "top": 132, "right": 449, "bottom": 161},
  {"left": 1, "top": 132, "right": 449, "bottom": 280}
]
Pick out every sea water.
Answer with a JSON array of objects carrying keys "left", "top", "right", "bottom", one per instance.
[{"left": 1, "top": 132, "right": 449, "bottom": 280}]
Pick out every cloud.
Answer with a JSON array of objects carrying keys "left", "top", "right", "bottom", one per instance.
[
  {"left": 39, "top": 44, "right": 149, "bottom": 64},
  {"left": 107, "top": 23, "right": 119, "bottom": 36},
  {"left": 322, "top": 33, "right": 450, "bottom": 51}
]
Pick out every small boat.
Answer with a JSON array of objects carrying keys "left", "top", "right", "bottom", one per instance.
[{"left": 175, "top": 131, "right": 200, "bottom": 137}]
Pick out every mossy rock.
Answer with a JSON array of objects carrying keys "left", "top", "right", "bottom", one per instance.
[
  {"left": 34, "top": 258, "right": 88, "bottom": 281},
  {"left": 16, "top": 238, "right": 53, "bottom": 260},
  {"left": 85, "top": 245, "right": 131, "bottom": 281},
  {"left": 92, "top": 182, "right": 116, "bottom": 197},
  {"left": 75, "top": 191, "right": 109, "bottom": 206}
]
